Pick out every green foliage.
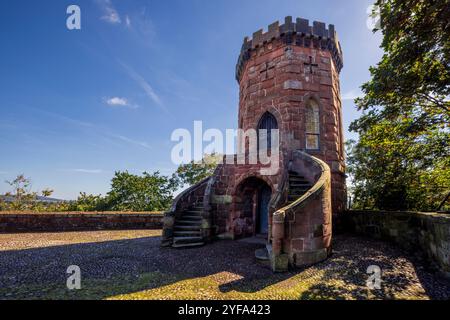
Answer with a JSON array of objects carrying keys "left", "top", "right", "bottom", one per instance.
[
  {"left": 174, "top": 154, "right": 220, "bottom": 186},
  {"left": 1, "top": 171, "right": 180, "bottom": 213},
  {"left": 68, "top": 192, "right": 110, "bottom": 212},
  {"left": 107, "top": 171, "right": 179, "bottom": 212},
  {"left": 1, "top": 174, "right": 58, "bottom": 211},
  {"left": 348, "top": 0, "right": 450, "bottom": 211}
]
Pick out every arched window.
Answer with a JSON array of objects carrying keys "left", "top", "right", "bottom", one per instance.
[
  {"left": 258, "top": 112, "right": 278, "bottom": 151},
  {"left": 305, "top": 99, "right": 320, "bottom": 150}
]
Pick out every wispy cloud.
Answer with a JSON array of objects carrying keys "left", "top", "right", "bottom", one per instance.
[
  {"left": 342, "top": 89, "right": 363, "bottom": 101},
  {"left": 104, "top": 97, "right": 139, "bottom": 109},
  {"left": 125, "top": 15, "right": 131, "bottom": 28},
  {"left": 110, "top": 134, "right": 152, "bottom": 150},
  {"left": 96, "top": 0, "right": 121, "bottom": 24},
  {"left": 36, "top": 110, "right": 152, "bottom": 151},
  {"left": 119, "top": 62, "right": 166, "bottom": 112}
]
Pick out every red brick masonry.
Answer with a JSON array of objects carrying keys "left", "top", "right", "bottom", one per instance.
[{"left": 0, "top": 212, "right": 164, "bottom": 233}]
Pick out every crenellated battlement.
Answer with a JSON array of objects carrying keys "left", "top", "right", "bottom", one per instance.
[{"left": 236, "top": 16, "right": 344, "bottom": 81}]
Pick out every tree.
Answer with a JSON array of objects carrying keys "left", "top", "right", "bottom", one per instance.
[
  {"left": 70, "top": 192, "right": 109, "bottom": 212},
  {"left": 5, "top": 174, "right": 32, "bottom": 203},
  {"left": 348, "top": 0, "right": 450, "bottom": 211},
  {"left": 106, "top": 171, "right": 179, "bottom": 212},
  {"left": 3, "top": 174, "right": 55, "bottom": 210},
  {"left": 175, "top": 154, "right": 221, "bottom": 186}
]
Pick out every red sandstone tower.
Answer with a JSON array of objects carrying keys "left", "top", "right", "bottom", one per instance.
[{"left": 163, "top": 17, "right": 345, "bottom": 272}]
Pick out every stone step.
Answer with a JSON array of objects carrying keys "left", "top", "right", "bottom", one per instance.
[
  {"left": 290, "top": 183, "right": 311, "bottom": 187},
  {"left": 174, "top": 231, "right": 201, "bottom": 236},
  {"left": 185, "top": 210, "right": 203, "bottom": 215},
  {"left": 181, "top": 215, "right": 202, "bottom": 220},
  {"left": 288, "top": 195, "right": 303, "bottom": 201},
  {"left": 290, "top": 187, "right": 310, "bottom": 193},
  {"left": 174, "top": 225, "right": 201, "bottom": 231},
  {"left": 173, "top": 236, "right": 203, "bottom": 243},
  {"left": 176, "top": 220, "right": 203, "bottom": 225},
  {"left": 173, "top": 242, "right": 205, "bottom": 248},
  {"left": 289, "top": 178, "right": 310, "bottom": 185},
  {"left": 290, "top": 189, "right": 310, "bottom": 192}
]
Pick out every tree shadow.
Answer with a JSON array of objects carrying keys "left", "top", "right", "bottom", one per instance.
[
  {"left": 299, "top": 235, "right": 450, "bottom": 300},
  {"left": 0, "top": 234, "right": 295, "bottom": 299},
  {"left": 0, "top": 233, "right": 448, "bottom": 300}
]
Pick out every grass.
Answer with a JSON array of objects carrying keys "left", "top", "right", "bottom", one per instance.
[{"left": 0, "top": 269, "right": 425, "bottom": 300}]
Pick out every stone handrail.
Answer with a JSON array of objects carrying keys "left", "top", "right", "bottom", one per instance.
[
  {"left": 272, "top": 150, "right": 330, "bottom": 255},
  {"left": 167, "top": 177, "right": 212, "bottom": 215},
  {"left": 161, "top": 176, "right": 212, "bottom": 246}
]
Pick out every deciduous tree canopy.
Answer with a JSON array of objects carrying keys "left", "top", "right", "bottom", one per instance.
[{"left": 348, "top": 0, "right": 450, "bottom": 211}]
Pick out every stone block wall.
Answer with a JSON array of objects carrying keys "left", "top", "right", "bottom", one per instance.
[
  {"left": 236, "top": 17, "right": 346, "bottom": 216},
  {"left": 281, "top": 151, "right": 333, "bottom": 268},
  {"left": 345, "top": 210, "right": 450, "bottom": 279},
  {"left": 0, "top": 212, "right": 164, "bottom": 233},
  {"left": 210, "top": 156, "right": 283, "bottom": 238}
]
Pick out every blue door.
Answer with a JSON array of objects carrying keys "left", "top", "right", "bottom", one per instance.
[{"left": 258, "top": 186, "right": 271, "bottom": 234}]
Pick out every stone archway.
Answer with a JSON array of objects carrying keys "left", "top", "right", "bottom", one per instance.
[{"left": 233, "top": 177, "right": 272, "bottom": 239}]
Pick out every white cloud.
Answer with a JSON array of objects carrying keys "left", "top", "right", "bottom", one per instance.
[
  {"left": 119, "top": 62, "right": 166, "bottom": 112},
  {"left": 97, "top": 0, "right": 121, "bottom": 24},
  {"left": 342, "top": 89, "right": 363, "bottom": 101},
  {"left": 106, "top": 97, "right": 128, "bottom": 106},
  {"left": 104, "top": 97, "right": 139, "bottom": 109}
]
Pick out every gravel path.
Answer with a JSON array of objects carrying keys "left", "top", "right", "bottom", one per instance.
[{"left": 0, "top": 230, "right": 449, "bottom": 300}]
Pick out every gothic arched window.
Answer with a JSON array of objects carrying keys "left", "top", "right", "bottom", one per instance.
[
  {"left": 305, "top": 99, "right": 320, "bottom": 150},
  {"left": 258, "top": 112, "right": 278, "bottom": 151}
]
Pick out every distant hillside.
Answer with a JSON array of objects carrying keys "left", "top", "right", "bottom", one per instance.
[{"left": 0, "top": 195, "right": 67, "bottom": 203}]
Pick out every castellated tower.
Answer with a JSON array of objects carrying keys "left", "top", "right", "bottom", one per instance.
[
  {"left": 236, "top": 16, "right": 346, "bottom": 216},
  {"left": 163, "top": 17, "right": 346, "bottom": 272}
]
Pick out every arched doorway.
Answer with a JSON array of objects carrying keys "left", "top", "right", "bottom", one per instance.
[{"left": 234, "top": 177, "right": 272, "bottom": 238}]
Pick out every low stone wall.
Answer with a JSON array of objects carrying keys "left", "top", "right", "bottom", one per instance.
[
  {"left": 345, "top": 210, "right": 450, "bottom": 279},
  {"left": 0, "top": 212, "right": 164, "bottom": 233}
]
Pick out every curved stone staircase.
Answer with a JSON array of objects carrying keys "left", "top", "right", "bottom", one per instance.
[
  {"left": 287, "top": 171, "right": 313, "bottom": 205},
  {"left": 172, "top": 203, "right": 205, "bottom": 248}
]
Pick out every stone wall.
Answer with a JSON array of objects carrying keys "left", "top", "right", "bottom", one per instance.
[
  {"left": 345, "top": 210, "right": 450, "bottom": 279},
  {"left": 0, "top": 212, "right": 164, "bottom": 233},
  {"left": 236, "top": 17, "right": 346, "bottom": 215},
  {"left": 210, "top": 157, "right": 283, "bottom": 238}
]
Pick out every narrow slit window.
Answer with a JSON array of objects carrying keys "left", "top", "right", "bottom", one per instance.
[{"left": 305, "top": 100, "right": 320, "bottom": 150}]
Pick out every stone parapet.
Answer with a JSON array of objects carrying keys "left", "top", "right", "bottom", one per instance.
[
  {"left": 236, "top": 16, "right": 344, "bottom": 81},
  {"left": 0, "top": 212, "right": 163, "bottom": 233},
  {"left": 345, "top": 210, "right": 450, "bottom": 280}
]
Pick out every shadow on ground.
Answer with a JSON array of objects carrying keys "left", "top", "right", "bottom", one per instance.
[{"left": 0, "top": 232, "right": 448, "bottom": 300}]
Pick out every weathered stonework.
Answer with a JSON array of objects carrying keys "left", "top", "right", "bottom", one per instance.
[
  {"left": 162, "top": 16, "right": 345, "bottom": 271},
  {"left": 345, "top": 210, "right": 450, "bottom": 280},
  {"left": 235, "top": 16, "right": 346, "bottom": 217},
  {"left": 0, "top": 212, "right": 164, "bottom": 233}
]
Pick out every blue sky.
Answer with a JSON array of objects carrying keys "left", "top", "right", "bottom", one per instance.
[{"left": 0, "top": 0, "right": 383, "bottom": 199}]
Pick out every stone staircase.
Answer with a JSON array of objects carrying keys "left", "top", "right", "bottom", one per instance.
[
  {"left": 287, "top": 171, "right": 313, "bottom": 205},
  {"left": 255, "top": 170, "right": 312, "bottom": 263},
  {"left": 172, "top": 204, "right": 205, "bottom": 248}
]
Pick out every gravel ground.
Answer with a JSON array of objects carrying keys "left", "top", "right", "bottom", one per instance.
[{"left": 0, "top": 230, "right": 449, "bottom": 300}]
